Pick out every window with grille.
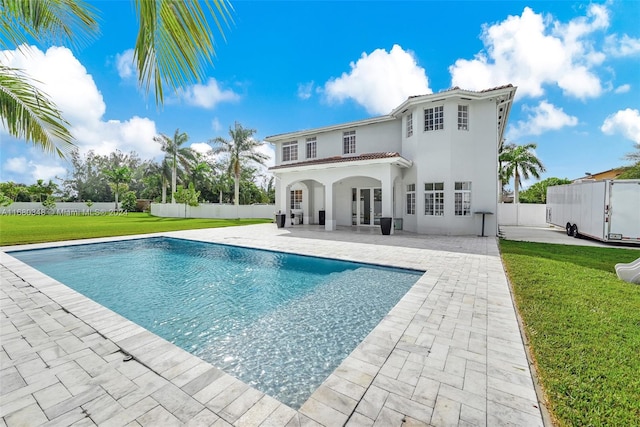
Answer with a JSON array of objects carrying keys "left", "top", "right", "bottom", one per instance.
[
  {"left": 282, "top": 141, "right": 298, "bottom": 162},
  {"left": 458, "top": 105, "right": 469, "bottom": 131},
  {"left": 424, "top": 106, "right": 444, "bottom": 131},
  {"left": 406, "top": 184, "right": 416, "bottom": 215},
  {"left": 306, "top": 137, "right": 317, "bottom": 159},
  {"left": 406, "top": 113, "right": 413, "bottom": 137},
  {"left": 343, "top": 130, "right": 356, "bottom": 154},
  {"left": 290, "top": 190, "right": 302, "bottom": 210},
  {"left": 424, "top": 182, "right": 444, "bottom": 216},
  {"left": 454, "top": 181, "right": 472, "bottom": 216}
]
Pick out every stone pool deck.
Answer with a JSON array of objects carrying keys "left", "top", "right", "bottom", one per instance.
[{"left": 1, "top": 224, "right": 545, "bottom": 426}]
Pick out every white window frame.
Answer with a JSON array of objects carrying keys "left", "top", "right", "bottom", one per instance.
[
  {"left": 458, "top": 105, "right": 469, "bottom": 131},
  {"left": 424, "top": 106, "right": 444, "bottom": 131},
  {"left": 454, "top": 181, "right": 472, "bottom": 216},
  {"left": 306, "top": 137, "right": 317, "bottom": 159},
  {"left": 406, "top": 112, "right": 413, "bottom": 138},
  {"left": 282, "top": 141, "right": 298, "bottom": 162},
  {"left": 406, "top": 184, "right": 416, "bottom": 215},
  {"left": 290, "top": 189, "right": 302, "bottom": 210},
  {"left": 343, "top": 130, "right": 356, "bottom": 154},
  {"left": 424, "top": 182, "right": 444, "bottom": 216}
]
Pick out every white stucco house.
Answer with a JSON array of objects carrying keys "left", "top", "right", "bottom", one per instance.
[{"left": 266, "top": 85, "right": 516, "bottom": 236}]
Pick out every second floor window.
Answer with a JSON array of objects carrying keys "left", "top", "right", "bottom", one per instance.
[
  {"left": 306, "top": 137, "right": 317, "bottom": 159},
  {"left": 406, "top": 113, "right": 413, "bottom": 137},
  {"left": 458, "top": 105, "right": 469, "bottom": 130},
  {"left": 424, "top": 182, "right": 444, "bottom": 216},
  {"left": 454, "top": 181, "right": 472, "bottom": 216},
  {"left": 424, "top": 106, "right": 444, "bottom": 131},
  {"left": 343, "top": 130, "right": 356, "bottom": 154},
  {"left": 282, "top": 141, "right": 298, "bottom": 162},
  {"left": 406, "top": 184, "right": 416, "bottom": 215}
]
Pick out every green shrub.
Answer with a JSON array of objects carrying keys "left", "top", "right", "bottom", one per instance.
[{"left": 121, "top": 191, "right": 137, "bottom": 211}]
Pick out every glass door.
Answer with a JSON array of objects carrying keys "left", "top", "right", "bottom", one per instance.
[
  {"left": 354, "top": 187, "right": 382, "bottom": 226},
  {"left": 359, "top": 189, "right": 371, "bottom": 225}
]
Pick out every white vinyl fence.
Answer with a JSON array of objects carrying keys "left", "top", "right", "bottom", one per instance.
[
  {"left": 498, "top": 203, "right": 547, "bottom": 226},
  {"left": 151, "top": 203, "right": 276, "bottom": 219}
]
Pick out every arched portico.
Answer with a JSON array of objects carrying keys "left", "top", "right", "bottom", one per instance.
[{"left": 272, "top": 154, "right": 411, "bottom": 232}]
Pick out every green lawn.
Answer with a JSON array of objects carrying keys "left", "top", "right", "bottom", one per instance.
[
  {"left": 499, "top": 240, "right": 640, "bottom": 426},
  {"left": 0, "top": 213, "right": 272, "bottom": 246}
]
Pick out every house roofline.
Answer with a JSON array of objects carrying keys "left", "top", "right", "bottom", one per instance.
[
  {"left": 269, "top": 152, "right": 412, "bottom": 171},
  {"left": 265, "top": 85, "right": 517, "bottom": 144},
  {"left": 265, "top": 115, "right": 396, "bottom": 143},
  {"left": 390, "top": 85, "right": 517, "bottom": 117}
]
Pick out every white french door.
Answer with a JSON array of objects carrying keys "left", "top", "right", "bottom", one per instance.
[{"left": 352, "top": 187, "right": 382, "bottom": 226}]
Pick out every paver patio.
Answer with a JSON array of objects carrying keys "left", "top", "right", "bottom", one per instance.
[{"left": 1, "top": 223, "right": 545, "bottom": 426}]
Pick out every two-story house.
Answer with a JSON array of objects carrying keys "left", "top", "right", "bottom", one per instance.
[{"left": 267, "top": 85, "right": 516, "bottom": 236}]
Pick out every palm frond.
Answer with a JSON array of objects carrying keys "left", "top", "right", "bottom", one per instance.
[
  {"left": 0, "top": 65, "right": 74, "bottom": 157},
  {"left": 0, "top": 0, "right": 99, "bottom": 50},
  {"left": 133, "top": 0, "right": 233, "bottom": 105}
]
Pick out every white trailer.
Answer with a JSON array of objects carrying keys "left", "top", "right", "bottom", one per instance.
[{"left": 546, "top": 179, "right": 640, "bottom": 244}]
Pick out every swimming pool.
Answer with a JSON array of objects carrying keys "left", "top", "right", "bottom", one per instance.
[{"left": 10, "top": 237, "right": 422, "bottom": 408}]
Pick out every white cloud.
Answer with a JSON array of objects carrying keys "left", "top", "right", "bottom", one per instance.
[
  {"left": 297, "top": 81, "right": 314, "bottom": 100},
  {"left": 256, "top": 141, "right": 275, "bottom": 169},
  {"left": 190, "top": 142, "right": 213, "bottom": 155},
  {"left": 1, "top": 45, "right": 161, "bottom": 184},
  {"left": 450, "top": 5, "right": 611, "bottom": 99},
  {"left": 4, "top": 157, "right": 28, "bottom": 174},
  {"left": 4, "top": 45, "right": 105, "bottom": 124},
  {"left": 115, "top": 48, "right": 135, "bottom": 79},
  {"left": 175, "top": 78, "right": 240, "bottom": 109},
  {"left": 614, "top": 84, "right": 631, "bottom": 94},
  {"left": 605, "top": 34, "right": 640, "bottom": 57},
  {"left": 324, "top": 44, "right": 431, "bottom": 115},
  {"left": 507, "top": 100, "right": 578, "bottom": 140},
  {"left": 211, "top": 117, "right": 223, "bottom": 132},
  {"left": 1, "top": 153, "right": 67, "bottom": 183},
  {"left": 601, "top": 108, "right": 640, "bottom": 143}
]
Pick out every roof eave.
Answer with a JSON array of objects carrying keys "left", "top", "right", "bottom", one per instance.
[
  {"left": 390, "top": 85, "right": 517, "bottom": 117},
  {"left": 266, "top": 115, "right": 396, "bottom": 143},
  {"left": 270, "top": 156, "right": 412, "bottom": 173}
]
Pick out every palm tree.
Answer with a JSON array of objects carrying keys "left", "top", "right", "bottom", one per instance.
[
  {"left": 499, "top": 142, "right": 546, "bottom": 203},
  {"left": 104, "top": 166, "right": 132, "bottom": 210},
  {"left": 1, "top": 0, "right": 232, "bottom": 156},
  {"left": 190, "top": 155, "right": 213, "bottom": 201},
  {"left": 154, "top": 129, "right": 195, "bottom": 203},
  {"left": 210, "top": 122, "right": 269, "bottom": 206}
]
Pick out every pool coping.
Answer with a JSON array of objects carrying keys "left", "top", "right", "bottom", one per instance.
[{"left": 1, "top": 224, "right": 545, "bottom": 426}]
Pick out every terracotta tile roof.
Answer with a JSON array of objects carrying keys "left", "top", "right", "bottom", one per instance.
[{"left": 270, "top": 152, "right": 404, "bottom": 170}]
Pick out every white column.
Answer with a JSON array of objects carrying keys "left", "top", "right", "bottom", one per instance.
[
  {"left": 381, "top": 166, "right": 395, "bottom": 234},
  {"left": 278, "top": 181, "right": 291, "bottom": 228},
  {"left": 324, "top": 182, "right": 336, "bottom": 231}
]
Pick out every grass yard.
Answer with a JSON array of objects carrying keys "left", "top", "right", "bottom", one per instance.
[
  {"left": 499, "top": 240, "right": 640, "bottom": 426},
  {"left": 0, "top": 213, "right": 272, "bottom": 246}
]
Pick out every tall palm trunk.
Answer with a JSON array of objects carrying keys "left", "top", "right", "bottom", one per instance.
[
  {"left": 161, "top": 177, "right": 167, "bottom": 203},
  {"left": 234, "top": 174, "right": 240, "bottom": 206},
  {"left": 171, "top": 154, "right": 177, "bottom": 204}
]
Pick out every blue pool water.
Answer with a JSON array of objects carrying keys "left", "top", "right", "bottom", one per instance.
[{"left": 11, "top": 237, "right": 422, "bottom": 408}]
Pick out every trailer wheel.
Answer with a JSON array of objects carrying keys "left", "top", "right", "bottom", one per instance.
[
  {"left": 571, "top": 224, "right": 579, "bottom": 238},
  {"left": 566, "top": 223, "right": 573, "bottom": 236}
]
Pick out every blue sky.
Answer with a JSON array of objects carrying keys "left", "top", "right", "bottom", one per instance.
[{"left": 1, "top": 0, "right": 639, "bottom": 190}]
